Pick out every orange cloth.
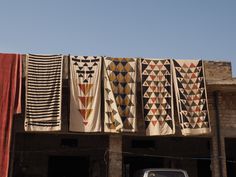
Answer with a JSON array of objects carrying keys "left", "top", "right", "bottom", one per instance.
[{"left": 0, "top": 53, "right": 22, "bottom": 177}]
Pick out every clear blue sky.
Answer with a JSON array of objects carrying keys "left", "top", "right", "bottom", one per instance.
[{"left": 1, "top": 0, "right": 236, "bottom": 76}]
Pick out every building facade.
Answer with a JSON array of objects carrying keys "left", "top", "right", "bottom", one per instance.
[{"left": 9, "top": 58, "right": 236, "bottom": 177}]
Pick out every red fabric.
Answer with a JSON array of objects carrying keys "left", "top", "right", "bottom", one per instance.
[{"left": 0, "top": 53, "right": 22, "bottom": 177}]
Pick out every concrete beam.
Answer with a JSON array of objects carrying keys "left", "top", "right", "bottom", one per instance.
[{"left": 108, "top": 135, "right": 122, "bottom": 177}]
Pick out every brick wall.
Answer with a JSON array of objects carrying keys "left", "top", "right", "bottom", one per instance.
[
  {"left": 218, "top": 93, "right": 236, "bottom": 137},
  {"left": 204, "top": 60, "right": 232, "bottom": 81}
]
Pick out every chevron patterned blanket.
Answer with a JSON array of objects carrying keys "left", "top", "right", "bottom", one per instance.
[
  {"left": 173, "top": 60, "right": 211, "bottom": 135},
  {"left": 104, "top": 57, "right": 137, "bottom": 133},
  {"left": 141, "top": 58, "right": 175, "bottom": 135},
  {"left": 69, "top": 56, "right": 102, "bottom": 132}
]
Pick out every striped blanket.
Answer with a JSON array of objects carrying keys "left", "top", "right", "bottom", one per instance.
[
  {"left": 141, "top": 59, "right": 175, "bottom": 135},
  {"left": 69, "top": 56, "right": 101, "bottom": 132},
  {"left": 24, "top": 54, "right": 63, "bottom": 131},
  {"left": 173, "top": 60, "right": 211, "bottom": 135}
]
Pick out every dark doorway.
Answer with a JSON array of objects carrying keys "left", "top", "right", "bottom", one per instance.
[
  {"left": 124, "top": 156, "right": 164, "bottom": 177},
  {"left": 48, "top": 156, "right": 89, "bottom": 177},
  {"left": 197, "top": 160, "right": 211, "bottom": 177},
  {"left": 225, "top": 138, "right": 236, "bottom": 177}
]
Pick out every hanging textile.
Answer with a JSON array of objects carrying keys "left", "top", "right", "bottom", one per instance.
[
  {"left": 69, "top": 56, "right": 101, "bottom": 132},
  {"left": 0, "top": 53, "right": 22, "bottom": 177},
  {"left": 25, "top": 54, "right": 63, "bottom": 131},
  {"left": 141, "top": 59, "right": 175, "bottom": 136},
  {"left": 173, "top": 60, "right": 211, "bottom": 135},
  {"left": 104, "top": 57, "right": 136, "bottom": 133}
]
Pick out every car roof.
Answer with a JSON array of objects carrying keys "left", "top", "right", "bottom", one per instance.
[{"left": 141, "top": 168, "right": 187, "bottom": 173}]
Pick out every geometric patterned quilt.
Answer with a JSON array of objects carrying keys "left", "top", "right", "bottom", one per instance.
[
  {"left": 25, "top": 54, "right": 63, "bottom": 131},
  {"left": 69, "top": 56, "right": 101, "bottom": 132},
  {"left": 141, "top": 59, "right": 175, "bottom": 135},
  {"left": 104, "top": 57, "right": 136, "bottom": 133},
  {"left": 173, "top": 60, "right": 211, "bottom": 135}
]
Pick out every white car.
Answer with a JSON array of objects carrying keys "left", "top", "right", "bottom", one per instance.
[{"left": 134, "top": 168, "right": 189, "bottom": 177}]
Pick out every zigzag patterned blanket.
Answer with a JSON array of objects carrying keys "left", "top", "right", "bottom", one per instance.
[
  {"left": 104, "top": 57, "right": 136, "bottom": 133},
  {"left": 69, "top": 56, "right": 101, "bottom": 132},
  {"left": 141, "top": 59, "right": 175, "bottom": 135},
  {"left": 25, "top": 54, "right": 63, "bottom": 131},
  {"left": 173, "top": 60, "right": 211, "bottom": 135}
]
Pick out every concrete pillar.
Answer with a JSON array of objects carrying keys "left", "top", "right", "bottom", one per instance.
[
  {"left": 220, "top": 137, "right": 227, "bottom": 177},
  {"left": 211, "top": 92, "right": 227, "bottom": 177},
  {"left": 217, "top": 93, "right": 228, "bottom": 177},
  {"left": 211, "top": 136, "right": 221, "bottom": 177},
  {"left": 108, "top": 135, "right": 122, "bottom": 177},
  {"left": 211, "top": 131, "right": 228, "bottom": 177}
]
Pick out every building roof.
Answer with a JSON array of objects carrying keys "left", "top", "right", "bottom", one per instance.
[{"left": 207, "top": 79, "right": 236, "bottom": 92}]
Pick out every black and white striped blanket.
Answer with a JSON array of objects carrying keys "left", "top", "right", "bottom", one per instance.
[{"left": 24, "top": 54, "right": 63, "bottom": 131}]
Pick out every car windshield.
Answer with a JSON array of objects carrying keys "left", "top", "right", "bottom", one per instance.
[{"left": 148, "top": 171, "right": 186, "bottom": 177}]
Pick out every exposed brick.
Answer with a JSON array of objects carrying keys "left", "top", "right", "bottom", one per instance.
[{"left": 204, "top": 61, "right": 232, "bottom": 81}]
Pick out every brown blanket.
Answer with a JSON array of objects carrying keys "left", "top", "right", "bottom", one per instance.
[{"left": 0, "top": 53, "right": 22, "bottom": 177}]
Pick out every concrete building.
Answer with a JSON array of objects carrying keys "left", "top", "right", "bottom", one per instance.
[{"left": 9, "top": 58, "right": 236, "bottom": 177}]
